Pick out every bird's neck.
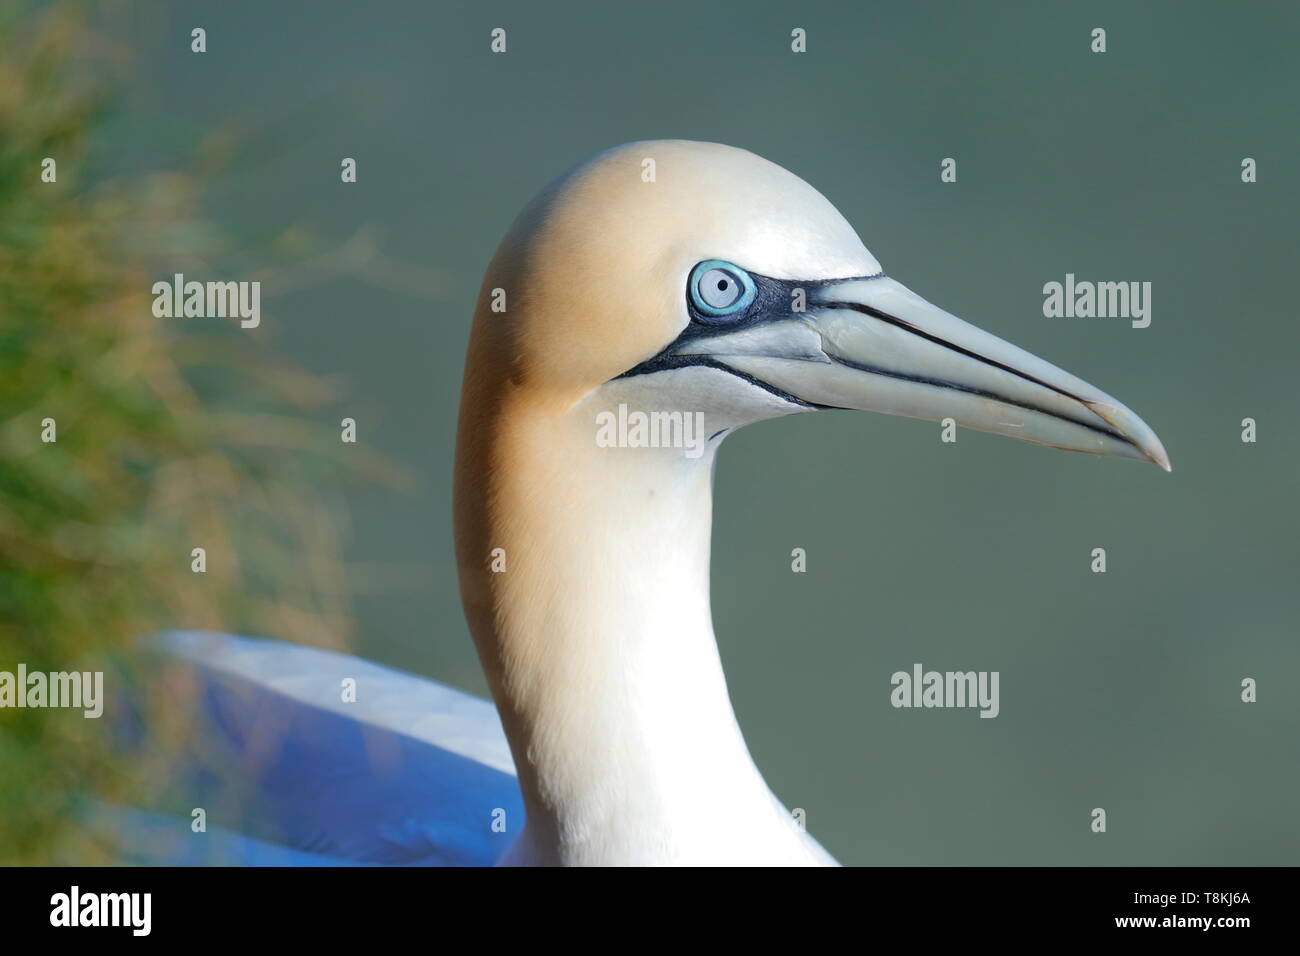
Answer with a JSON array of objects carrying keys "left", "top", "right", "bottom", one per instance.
[{"left": 454, "top": 387, "right": 815, "bottom": 865}]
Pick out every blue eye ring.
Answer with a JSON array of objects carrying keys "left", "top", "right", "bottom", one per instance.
[{"left": 688, "top": 260, "right": 756, "bottom": 318}]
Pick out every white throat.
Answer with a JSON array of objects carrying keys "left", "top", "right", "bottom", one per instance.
[{"left": 455, "top": 372, "right": 834, "bottom": 865}]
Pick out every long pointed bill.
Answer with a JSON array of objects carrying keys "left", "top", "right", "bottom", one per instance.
[{"left": 675, "top": 276, "right": 1170, "bottom": 470}]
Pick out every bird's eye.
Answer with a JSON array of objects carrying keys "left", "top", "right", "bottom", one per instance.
[{"left": 689, "top": 260, "right": 756, "bottom": 318}]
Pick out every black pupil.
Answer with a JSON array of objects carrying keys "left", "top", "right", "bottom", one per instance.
[{"left": 717, "top": 279, "right": 729, "bottom": 291}]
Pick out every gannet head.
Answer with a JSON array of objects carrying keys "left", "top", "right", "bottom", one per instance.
[{"left": 468, "top": 139, "right": 1170, "bottom": 469}]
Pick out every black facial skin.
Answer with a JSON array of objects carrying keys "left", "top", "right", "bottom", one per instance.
[
  {"left": 613, "top": 266, "right": 881, "bottom": 408},
  {"left": 614, "top": 264, "right": 1142, "bottom": 451}
]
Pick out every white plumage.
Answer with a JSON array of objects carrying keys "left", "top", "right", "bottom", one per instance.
[{"left": 111, "top": 141, "right": 1167, "bottom": 866}]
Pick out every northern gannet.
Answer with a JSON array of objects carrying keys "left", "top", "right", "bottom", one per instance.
[
  {"left": 452, "top": 140, "right": 1168, "bottom": 866},
  {"left": 114, "top": 140, "right": 1168, "bottom": 868}
]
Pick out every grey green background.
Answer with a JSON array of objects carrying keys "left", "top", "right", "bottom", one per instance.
[{"left": 101, "top": 1, "right": 1298, "bottom": 864}]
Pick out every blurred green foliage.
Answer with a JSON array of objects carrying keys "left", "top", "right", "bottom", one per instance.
[{"left": 0, "top": 4, "right": 380, "bottom": 862}]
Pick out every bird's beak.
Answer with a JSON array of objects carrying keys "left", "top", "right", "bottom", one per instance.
[{"left": 674, "top": 275, "right": 1171, "bottom": 470}]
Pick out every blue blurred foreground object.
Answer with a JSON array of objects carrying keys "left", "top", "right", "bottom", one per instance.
[{"left": 106, "top": 631, "right": 521, "bottom": 867}]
